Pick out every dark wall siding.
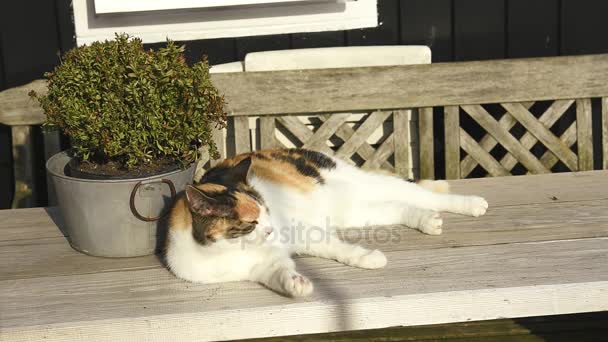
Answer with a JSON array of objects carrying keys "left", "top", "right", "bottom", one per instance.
[{"left": 2, "top": 0, "right": 608, "bottom": 207}]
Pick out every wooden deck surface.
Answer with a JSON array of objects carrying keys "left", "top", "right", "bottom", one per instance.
[{"left": 1, "top": 171, "right": 607, "bottom": 341}]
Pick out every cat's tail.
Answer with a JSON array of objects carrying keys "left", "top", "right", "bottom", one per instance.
[{"left": 417, "top": 180, "right": 450, "bottom": 194}]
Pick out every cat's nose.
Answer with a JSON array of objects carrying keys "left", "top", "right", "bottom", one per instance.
[{"left": 264, "top": 226, "right": 273, "bottom": 235}]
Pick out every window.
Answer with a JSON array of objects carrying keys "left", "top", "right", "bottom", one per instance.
[{"left": 74, "top": 0, "right": 378, "bottom": 45}]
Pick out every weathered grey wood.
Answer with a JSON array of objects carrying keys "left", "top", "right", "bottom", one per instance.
[
  {"left": 576, "top": 99, "right": 594, "bottom": 171},
  {"left": 324, "top": 115, "right": 393, "bottom": 170},
  {"left": 362, "top": 134, "right": 395, "bottom": 171},
  {"left": 539, "top": 124, "right": 577, "bottom": 170},
  {"left": 604, "top": 97, "right": 608, "bottom": 169},
  {"left": 302, "top": 113, "right": 350, "bottom": 151},
  {"left": 418, "top": 107, "right": 434, "bottom": 179},
  {"left": 11, "top": 125, "right": 36, "bottom": 208},
  {"left": 502, "top": 102, "right": 578, "bottom": 171},
  {"left": 209, "top": 128, "right": 226, "bottom": 166},
  {"left": 459, "top": 129, "right": 510, "bottom": 177},
  {"left": 501, "top": 100, "right": 574, "bottom": 172},
  {"left": 0, "top": 79, "right": 46, "bottom": 126},
  {"left": 42, "top": 130, "right": 62, "bottom": 206},
  {"left": 259, "top": 117, "right": 277, "bottom": 149},
  {"left": 461, "top": 105, "right": 549, "bottom": 174},
  {"left": 233, "top": 116, "right": 251, "bottom": 154},
  {"left": 210, "top": 54, "right": 608, "bottom": 116},
  {"left": 276, "top": 116, "right": 334, "bottom": 155},
  {"left": 444, "top": 106, "right": 460, "bottom": 179},
  {"left": 1, "top": 239, "right": 606, "bottom": 341},
  {"left": 460, "top": 102, "right": 537, "bottom": 177},
  {"left": 336, "top": 111, "right": 391, "bottom": 159},
  {"left": 392, "top": 110, "right": 411, "bottom": 178}
]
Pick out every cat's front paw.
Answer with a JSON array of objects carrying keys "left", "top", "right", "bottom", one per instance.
[
  {"left": 468, "top": 196, "right": 489, "bottom": 217},
  {"left": 281, "top": 271, "right": 314, "bottom": 297},
  {"left": 352, "top": 249, "right": 388, "bottom": 269}
]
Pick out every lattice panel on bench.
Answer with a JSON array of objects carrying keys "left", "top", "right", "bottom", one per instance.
[
  {"left": 444, "top": 99, "right": 594, "bottom": 179},
  {"left": 223, "top": 110, "right": 418, "bottom": 178}
]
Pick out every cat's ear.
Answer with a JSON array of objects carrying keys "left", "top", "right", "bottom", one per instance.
[
  {"left": 230, "top": 156, "right": 252, "bottom": 184},
  {"left": 185, "top": 185, "right": 231, "bottom": 217}
]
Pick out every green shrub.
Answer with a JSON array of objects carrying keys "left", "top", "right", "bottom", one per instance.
[{"left": 31, "top": 34, "right": 226, "bottom": 169}]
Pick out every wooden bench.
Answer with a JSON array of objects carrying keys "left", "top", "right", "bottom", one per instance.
[{"left": 1, "top": 54, "right": 608, "bottom": 341}]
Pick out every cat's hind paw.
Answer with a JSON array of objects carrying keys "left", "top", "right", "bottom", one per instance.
[
  {"left": 281, "top": 271, "right": 314, "bottom": 297},
  {"left": 420, "top": 211, "right": 443, "bottom": 235},
  {"left": 352, "top": 249, "right": 388, "bottom": 269}
]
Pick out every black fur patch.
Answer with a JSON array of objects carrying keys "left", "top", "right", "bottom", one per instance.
[{"left": 288, "top": 148, "right": 336, "bottom": 170}]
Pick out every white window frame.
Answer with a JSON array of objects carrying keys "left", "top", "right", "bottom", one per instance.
[
  {"left": 94, "top": 0, "right": 323, "bottom": 14},
  {"left": 74, "top": 0, "right": 378, "bottom": 45}
]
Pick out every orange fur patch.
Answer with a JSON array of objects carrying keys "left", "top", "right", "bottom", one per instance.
[{"left": 234, "top": 193, "right": 260, "bottom": 222}]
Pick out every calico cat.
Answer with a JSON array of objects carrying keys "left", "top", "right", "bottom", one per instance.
[{"left": 165, "top": 148, "right": 488, "bottom": 297}]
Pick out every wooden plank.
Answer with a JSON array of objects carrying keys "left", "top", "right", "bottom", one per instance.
[
  {"left": 362, "top": 134, "right": 395, "bottom": 171},
  {"left": 454, "top": 0, "right": 506, "bottom": 61},
  {"left": 502, "top": 102, "right": 578, "bottom": 171},
  {"left": 500, "top": 100, "right": 574, "bottom": 172},
  {"left": 210, "top": 54, "right": 608, "bottom": 116},
  {"left": 336, "top": 111, "right": 391, "bottom": 159},
  {"left": 539, "top": 123, "right": 577, "bottom": 170},
  {"left": 400, "top": 0, "right": 453, "bottom": 62},
  {"left": 276, "top": 116, "right": 334, "bottom": 155},
  {"left": 1, "top": 239, "right": 606, "bottom": 341},
  {"left": 232, "top": 116, "right": 251, "bottom": 154},
  {"left": 10, "top": 125, "right": 36, "bottom": 208},
  {"left": 418, "top": 107, "right": 434, "bottom": 179},
  {"left": 392, "top": 110, "right": 410, "bottom": 178},
  {"left": 42, "top": 130, "right": 61, "bottom": 206},
  {"left": 259, "top": 116, "right": 277, "bottom": 150},
  {"left": 460, "top": 101, "right": 535, "bottom": 177},
  {"left": 323, "top": 115, "right": 393, "bottom": 170},
  {"left": 444, "top": 106, "right": 460, "bottom": 179},
  {"left": 209, "top": 128, "right": 225, "bottom": 166},
  {"left": 302, "top": 113, "right": 350, "bottom": 151},
  {"left": 576, "top": 98, "right": 594, "bottom": 171},
  {"left": 507, "top": 0, "right": 559, "bottom": 58},
  {"left": 604, "top": 97, "right": 608, "bottom": 169},
  {"left": 459, "top": 129, "right": 510, "bottom": 177},
  {"left": 0, "top": 79, "right": 46, "bottom": 125},
  {"left": 461, "top": 105, "right": 549, "bottom": 174}
]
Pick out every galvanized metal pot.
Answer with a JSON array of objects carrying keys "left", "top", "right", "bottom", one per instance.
[{"left": 46, "top": 151, "right": 195, "bottom": 257}]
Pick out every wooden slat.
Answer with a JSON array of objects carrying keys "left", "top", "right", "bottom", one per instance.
[
  {"left": 276, "top": 116, "right": 334, "bottom": 155},
  {"left": 0, "top": 80, "right": 46, "bottom": 126},
  {"left": 336, "top": 111, "right": 391, "bottom": 158},
  {"left": 444, "top": 106, "right": 460, "bottom": 179},
  {"left": 418, "top": 107, "right": 434, "bottom": 179},
  {"left": 460, "top": 101, "right": 536, "bottom": 177},
  {"left": 11, "top": 126, "right": 36, "bottom": 208},
  {"left": 302, "top": 113, "right": 350, "bottom": 151},
  {"left": 459, "top": 129, "right": 511, "bottom": 177},
  {"left": 539, "top": 123, "right": 577, "bottom": 169},
  {"left": 209, "top": 128, "right": 226, "bottom": 166},
  {"left": 392, "top": 110, "right": 411, "bottom": 178},
  {"left": 500, "top": 100, "right": 574, "bottom": 171},
  {"left": 604, "top": 97, "right": 608, "bottom": 169},
  {"left": 322, "top": 115, "right": 393, "bottom": 170},
  {"left": 362, "top": 134, "right": 395, "bottom": 171},
  {"left": 576, "top": 98, "right": 594, "bottom": 171},
  {"left": 210, "top": 54, "right": 608, "bottom": 116},
  {"left": 42, "top": 130, "right": 62, "bottom": 206},
  {"left": 461, "top": 105, "right": 549, "bottom": 174},
  {"left": 233, "top": 116, "right": 251, "bottom": 154},
  {"left": 259, "top": 117, "right": 277, "bottom": 149},
  {"left": 502, "top": 102, "right": 578, "bottom": 171}
]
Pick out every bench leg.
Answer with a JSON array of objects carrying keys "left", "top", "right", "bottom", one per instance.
[{"left": 11, "top": 125, "right": 36, "bottom": 208}]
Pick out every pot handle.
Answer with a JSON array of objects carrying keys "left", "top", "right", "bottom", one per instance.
[{"left": 129, "top": 179, "right": 176, "bottom": 222}]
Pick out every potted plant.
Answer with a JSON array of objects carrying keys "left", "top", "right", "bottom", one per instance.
[{"left": 31, "top": 34, "right": 226, "bottom": 257}]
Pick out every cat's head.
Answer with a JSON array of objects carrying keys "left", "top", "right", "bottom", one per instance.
[{"left": 185, "top": 157, "right": 272, "bottom": 246}]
